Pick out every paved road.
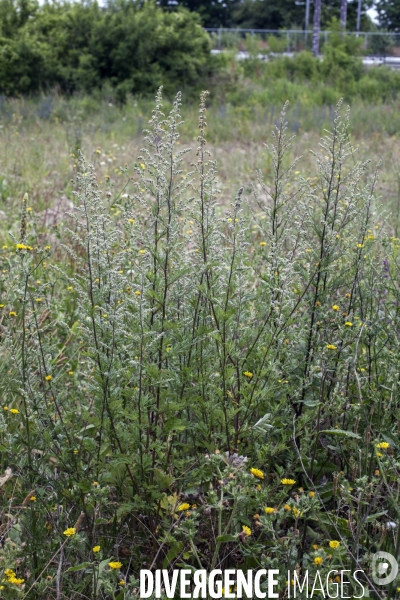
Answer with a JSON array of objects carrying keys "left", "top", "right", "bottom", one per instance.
[{"left": 211, "top": 49, "right": 400, "bottom": 69}]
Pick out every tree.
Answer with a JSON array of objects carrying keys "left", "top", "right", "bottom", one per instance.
[
  {"left": 232, "top": 0, "right": 305, "bottom": 30},
  {"left": 376, "top": 0, "right": 400, "bottom": 30},
  {"left": 158, "top": 0, "right": 241, "bottom": 27}
]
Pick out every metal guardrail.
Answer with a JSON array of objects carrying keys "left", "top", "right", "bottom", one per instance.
[{"left": 205, "top": 28, "right": 400, "bottom": 55}]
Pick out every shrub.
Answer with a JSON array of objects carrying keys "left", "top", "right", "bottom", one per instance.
[
  {"left": 0, "top": 0, "right": 211, "bottom": 97},
  {"left": 0, "top": 92, "right": 399, "bottom": 598}
]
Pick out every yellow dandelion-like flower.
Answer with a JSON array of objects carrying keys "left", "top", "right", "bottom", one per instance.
[
  {"left": 9, "top": 408, "right": 19, "bottom": 414},
  {"left": 376, "top": 442, "right": 390, "bottom": 449},
  {"left": 250, "top": 468, "right": 264, "bottom": 479},
  {"left": 30, "top": 496, "right": 36, "bottom": 502},
  {"left": 329, "top": 540, "right": 340, "bottom": 549},
  {"left": 281, "top": 478, "right": 296, "bottom": 485},
  {"left": 108, "top": 561, "right": 123, "bottom": 570},
  {"left": 93, "top": 481, "right": 99, "bottom": 486},
  {"left": 265, "top": 507, "right": 276, "bottom": 515},
  {"left": 3, "top": 406, "right": 8, "bottom": 411},
  {"left": 15, "top": 243, "right": 27, "bottom": 250},
  {"left": 140, "top": 163, "right": 146, "bottom": 170},
  {"left": 332, "top": 305, "right": 339, "bottom": 311},
  {"left": 314, "top": 557, "right": 323, "bottom": 565},
  {"left": 284, "top": 504, "right": 291, "bottom": 511},
  {"left": 4, "top": 569, "right": 15, "bottom": 577},
  {"left": 35, "top": 298, "right": 42, "bottom": 303},
  {"left": 292, "top": 507, "right": 302, "bottom": 518},
  {"left": 8, "top": 576, "right": 24, "bottom": 585},
  {"left": 45, "top": 375, "right": 52, "bottom": 381},
  {"left": 119, "top": 579, "right": 126, "bottom": 586},
  {"left": 243, "top": 371, "right": 253, "bottom": 378},
  {"left": 344, "top": 322, "right": 353, "bottom": 327},
  {"left": 68, "top": 371, "right": 74, "bottom": 375},
  {"left": 139, "top": 249, "right": 146, "bottom": 254},
  {"left": 357, "top": 243, "right": 364, "bottom": 248},
  {"left": 326, "top": 344, "right": 337, "bottom": 350},
  {"left": 242, "top": 525, "right": 252, "bottom": 536},
  {"left": 93, "top": 546, "right": 101, "bottom": 553},
  {"left": 135, "top": 291, "right": 141, "bottom": 295},
  {"left": 9, "top": 311, "right": 17, "bottom": 317},
  {"left": 259, "top": 241, "right": 267, "bottom": 246},
  {"left": 63, "top": 527, "right": 76, "bottom": 537},
  {"left": 309, "top": 491, "right": 315, "bottom": 498},
  {"left": 177, "top": 503, "right": 190, "bottom": 511}
]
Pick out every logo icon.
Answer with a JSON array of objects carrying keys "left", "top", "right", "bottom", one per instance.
[{"left": 372, "top": 551, "right": 398, "bottom": 585}]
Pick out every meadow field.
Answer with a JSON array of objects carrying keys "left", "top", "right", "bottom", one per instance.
[{"left": 0, "top": 86, "right": 400, "bottom": 600}]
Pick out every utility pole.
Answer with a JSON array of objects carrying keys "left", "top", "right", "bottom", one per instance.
[
  {"left": 312, "top": 0, "right": 321, "bottom": 55},
  {"left": 340, "top": 0, "right": 347, "bottom": 30},
  {"left": 356, "top": 0, "right": 362, "bottom": 36},
  {"left": 305, "top": 0, "right": 310, "bottom": 30}
]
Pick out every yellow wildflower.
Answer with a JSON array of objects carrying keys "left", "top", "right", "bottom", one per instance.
[
  {"left": 260, "top": 241, "right": 266, "bottom": 246},
  {"left": 243, "top": 371, "right": 253, "bottom": 378},
  {"left": 8, "top": 576, "right": 24, "bottom": 585},
  {"left": 314, "top": 557, "right": 323, "bottom": 565},
  {"left": 376, "top": 442, "right": 390, "bottom": 449},
  {"left": 108, "top": 561, "right": 123, "bottom": 570},
  {"left": 9, "top": 408, "right": 19, "bottom": 414},
  {"left": 9, "top": 311, "right": 17, "bottom": 317},
  {"left": 177, "top": 503, "right": 190, "bottom": 511},
  {"left": 93, "top": 546, "right": 101, "bottom": 553},
  {"left": 309, "top": 491, "right": 315, "bottom": 498},
  {"left": 242, "top": 525, "right": 251, "bottom": 536},
  {"left": 265, "top": 507, "right": 276, "bottom": 515},
  {"left": 281, "top": 478, "right": 296, "bottom": 485},
  {"left": 332, "top": 305, "right": 339, "bottom": 311},
  {"left": 63, "top": 527, "right": 76, "bottom": 537},
  {"left": 4, "top": 569, "right": 15, "bottom": 577},
  {"left": 326, "top": 344, "right": 337, "bottom": 350},
  {"left": 344, "top": 321, "right": 353, "bottom": 327},
  {"left": 45, "top": 375, "right": 52, "bottom": 381},
  {"left": 292, "top": 507, "right": 302, "bottom": 518},
  {"left": 30, "top": 496, "right": 36, "bottom": 502},
  {"left": 329, "top": 540, "right": 340, "bottom": 549},
  {"left": 284, "top": 504, "right": 291, "bottom": 511},
  {"left": 250, "top": 468, "right": 264, "bottom": 479}
]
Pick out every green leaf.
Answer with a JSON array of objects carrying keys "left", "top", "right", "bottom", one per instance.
[
  {"left": 163, "top": 541, "right": 183, "bottom": 569},
  {"left": 320, "top": 429, "right": 361, "bottom": 439},
  {"left": 154, "top": 468, "right": 174, "bottom": 490},
  {"left": 365, "top": 511, "right": 388, "bottom": 523},
  {"left": 65, "top": 562, "right": 91, "bottom": 573}
]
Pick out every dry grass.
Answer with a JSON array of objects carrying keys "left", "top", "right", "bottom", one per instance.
[{"left": 0, "top": 96, "right": 400, "bottom": 240}]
